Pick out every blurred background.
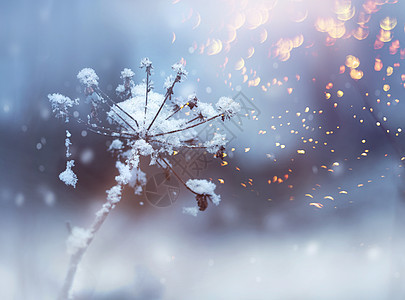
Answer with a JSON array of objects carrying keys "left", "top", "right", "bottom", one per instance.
[{"left": 1, "top": 0, "right": 405, "bottom": 299}]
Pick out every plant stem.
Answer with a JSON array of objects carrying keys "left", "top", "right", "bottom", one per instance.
[
  {"left": 147, "top": 75, "right": 180, "bottom": 132},
  {"left": 144, "top": 70, "right": 150, "bottom": 125},
  {"left": 96, "top": 87, "right": 139, "bottom": 128},
  {"left": 148, "top": 114, "right": 222, "bottom": 138},
  {"left": 58, "top": 198, "right": 116, "bottom": 300},
  {"left": 158, "top": 156, "right": 197, "bottom": 195},
  {"left": 165, "top": 106, "right": 182, "bottom": 121}
]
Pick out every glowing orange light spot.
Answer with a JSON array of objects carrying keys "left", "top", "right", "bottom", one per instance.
[
  {"left": 378, "top": 29, "right": 393, "bottom": 43},
  {"left": 353, "top": 26, "right": 369, "bottom": 40},
  {"left": 350, "top": 68, "right": 364, "bottom": 80},
  {"left": 380, "top": 16, "right": 397, "bottom": 31},
  {"left": 345, "top": 55, "right": 360, "bottom": 69},
  {"left": 374, "top": 58, "right": 383, "bottom": 71}
]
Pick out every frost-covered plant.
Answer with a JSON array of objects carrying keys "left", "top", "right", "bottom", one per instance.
[{"left": 49, "top": 58, "right": 240, "bottom": 299}]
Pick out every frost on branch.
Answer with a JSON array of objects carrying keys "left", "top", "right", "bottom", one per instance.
[
  {"left": 66, "top": 226, "right": 92, "bottom": 256},
  {"left": 216, "top": 96, "right": 241, "bottom": 120},
  {"left": 59, "top": 160, "right": 78, "bottom": 188},
  {"left": 77, "top": 68, "right": 99, "bottom": 87},
  {"left": 48, "top": 93, "right": 78, "bottom": 121},
  {"left": 204, "top": 133, "right": 227, "bottom": 154},
  {"left": 106, "top": 184, "right": 122, "bottom": 204},
  {"left": 140, "top": 57, "right": 153, "bottom": 69},
  {"left": 172, "top": 62, "right": 188, "bottom": 78},
  {"left": 65, "top": 130, "right": 72, "bottom": 157},
  {"left": 50, "top": 58, "right": 240, "bottom": 214},
  {"left": 186, "top": 179, "right": 221, "bottom": 211},
  {"left": 121, "top": 68, "right": 135, "bottom": 79},
  {"left": 108, "top": 139, "right": 124, "bottom": 152}
]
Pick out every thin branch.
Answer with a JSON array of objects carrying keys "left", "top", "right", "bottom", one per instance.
[
  {"left": 148, "top": 139, "right": 206, "bottom": 149},
  {"left": 96, "top": 87, "right": 139, "bottom": 128},
  {"left": 58, "top": 197, "right": 118, "bottom": 300},
  {"left": 186, "top": 116, "right": 201, "bottom": 124},
  {"left": 165, "top": 106, "right": 183, "bottom": 121},
  {"left": 147, "top": 75, "right": 180, "bottom": 131},
  {"left": 148, "top": 113, "right": 223, "bottom": 138},
  {"left": 144, "top": 70, "right": 150, "bottom": 124},
  {"left": 74, "top": 116, "right": 137, "bottom": 139},
  {"left": 158, "top": 156, "right": 197, "bottom": 195}
]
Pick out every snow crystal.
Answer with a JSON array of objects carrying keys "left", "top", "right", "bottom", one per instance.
[
  {"left": 204, "top": 133, "right": 227, "bottom": 154},
  {"left": 116, "top": 84, "right": 125, "bottom": 93},
  {"left": 164, "top": 75, "right": 175, "bottom": 89},
  {"left": 182, "top": 206, "right": 199, "bottom": 217},
  {"left": 77, "top": 68, "right": 99, "bottom": 87},
  {"left": 186, "top": 179, "right": 221, "bottom": 205},
  {"left": 115, "top": 161, "right": 132, "bottom": 185},
  {"left": 48, "top": 93, "right": 79, "bottom": 120},
  {"left": 121, "top": 68, "right": 135, "bottom": 79},
  {"left": 65, "top": 130, "right": 72, "bottom": 158},
  {"left": 140, "top": 57, "right": 153, "bottom": 69},
  {"left": 106, "top": 184, "right": 122, "bottom": 204},
  {"left": 198, "top": 102, "right": 217, "bottom": 119},
  {"left": 128, "top": 168, "right": 147, "bottom": 195},
  {"left": 216, "top": 96, "right": 241, "bottom": 119},
  {"left": 172, "top": 63, "right": 188, "bottom": 77},
  {"left": 66, "top": 226, "right": 92, "bottom": 255},
  {"left": 59, "top": 160, "right": 78, "bottom": 188},
  {"left": 108, "top": 139, "right": 124, "bottom": 151},
  {"left": 133, "top": 139, "right": 154, "bottom": 156}
]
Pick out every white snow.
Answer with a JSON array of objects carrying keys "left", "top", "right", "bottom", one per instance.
[
  {"left": 65, "top": 130, "right": 72, "bottom": 158},
  {"left": 140, "top": 57, "right": 152, "bottom": 69},
  {"left": 121, "top": 68, "right": 135, "bottom": 79},
  {"left": 59, "top": 160, "right": 78, "bottom": 188},
  {"left": 48, "top": 93, "right": 79, "bottom": 120},
  {"left": 216, "top": 96, "right": 241, "bottom": 119},
  {"left": 186, "top": 179, "right": 221, "bottom": 205},
  {"left": 172, "top": 63, "right": 188, "bottom": 77},
  {"left": 116, "top": 84, "right": 125, "bottom": 93},
  {"left": 133, "top": 139, "right": 154, "bottom": 156},
  {"left": 108, "top": 139, "right": 124, "bottom": 151},
  {"left": 115, "top": 161, "right": 132, "bottom": 185},
  {"left": 164, "top": 75, "right": 175, "bottom": 89},
  {"left": 77, "top": 68, "right": 99, "bottom": 87},
  {"left": 106, "top": 184, "right": 122, "bottom": 204},
  {"left": 198, "top": 102, "right": 217, "bottom": 119},
  {"left": 128, "top": 168, "right": 147, "bottom": 195},
  {"left": 204, "top": 133, "right": 227, "bottom": 154}
]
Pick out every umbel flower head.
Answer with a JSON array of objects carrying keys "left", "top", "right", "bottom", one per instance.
[{"left": 48, "top": 58, "right": 240, "bottom": 216}]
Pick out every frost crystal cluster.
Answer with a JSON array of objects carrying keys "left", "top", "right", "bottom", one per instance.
[{"left": 49, "top": 58, "right": 240, "bottom": 214}]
